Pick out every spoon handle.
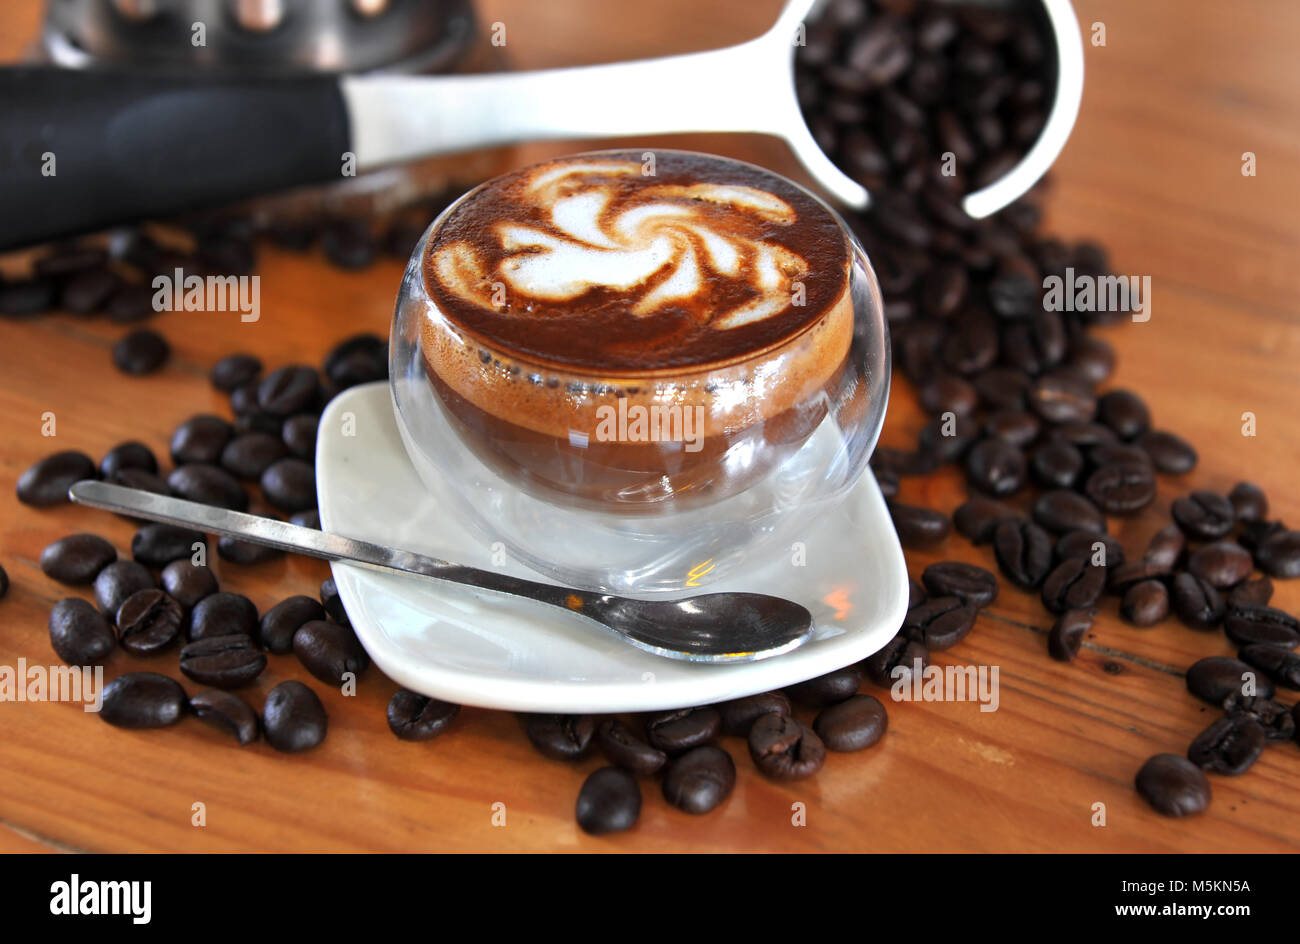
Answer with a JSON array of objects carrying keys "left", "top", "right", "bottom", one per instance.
[{"left": 69, "top": 481, "right": 592, "bottom": 611}]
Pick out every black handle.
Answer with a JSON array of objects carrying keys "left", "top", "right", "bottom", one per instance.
[{"left": 0, "top": 66, "right": 351, "bottom": 250}]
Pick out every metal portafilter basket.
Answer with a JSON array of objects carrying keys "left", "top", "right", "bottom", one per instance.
[{"left": 0, "top": 0, "right": 1083, "bottom": 249}]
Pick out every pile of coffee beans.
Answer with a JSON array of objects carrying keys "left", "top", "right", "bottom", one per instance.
[
  {"left": 799, "top": 0, "right": 1300, "bottom": 820},
  {"left": 797, "top": 0, "right": 1049, "bottom": 200},
  {"left": 0, "top": 189, "right": 455, "bottom": 377}
]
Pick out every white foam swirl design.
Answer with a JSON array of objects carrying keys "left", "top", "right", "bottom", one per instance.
[{"left": 431, "top": 160, "right": 809, "bottom": 330}]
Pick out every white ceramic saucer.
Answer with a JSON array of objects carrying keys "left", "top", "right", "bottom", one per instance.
[{"left": 315, "top": 383, "right": 909, "bottom": 713}]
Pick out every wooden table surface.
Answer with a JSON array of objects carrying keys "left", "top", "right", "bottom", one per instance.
[{"left": 2, "top": 0, "right": 1298, "bottom": 853}]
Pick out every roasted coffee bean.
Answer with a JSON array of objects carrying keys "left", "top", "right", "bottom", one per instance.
[
  {"left": 107, "top": 467, "right": 171, "bottom": 499},
  {"left": 281, "top": 413, "right": 319, "bottom": 459},
  {"left": 644, "top": 707, "right": 722, "bottom": 754},
  {"left": 1255, "top": 530, "right": 1300, "bottom": 578},
  {"left": 873, "top": 464, "right": 900, "bottom": 500},
  {"left": 253, "top": 597, "right": 323, "bottom": 656},
  {"left": 1227, "top": 482, "right": 1268, "bottom": 523},
  {"left": 903, "top": 596, "right": 977, "bottom": 649},
  {"left": 99, "top": 441, "right": 157, "bottom": 478},
  {"left": 188, "top": 591, "right": 257, "bottom": 642},
  {"left": 167, "top": 464, "right": 248, "bottom": 511},
  {"left": 784, "top": 666, "right": 861, "bottom": 709},
  {"left": 1186, "top": 655, "right": 1274, "bottom": 705},
  {"left": 1169, "top": 573, "right": 1225, "bottom": 629},
  {"left": 1137, "top": 429, "right": 1198, "bottom": 474},
  {"left": 61, "top": 267, "right": 121, "bottom": 313},
  {"left": 917, "top": 374, "right": 977, "bottom": 415},
  {"left": 1120, "top": 580, "right": 1169, "bottom": 627},
  {"left": 321, "top": 219, "right": 377, "bottom": 270},
  {"left": 1065, "top": 335, "right": 1116, "bottom": 384},
  {"left": 169, "top": 414, "right": 234, "bottom": 466},
  {"left": 1095, "top": 389, "right": 1150, "bottom": 439},
  {"left": 1135, "top": 754, "right": 1210, "bottom": 818},
  {"left": 0, "top": 276, "right": 55, "bottom": 315},
  {"left": 179, "top": 634, "right": 266, "bottom": 688},
  {"left": 92, "top": 560, "right": 155, "bottom": 616},
  {"left": 386, "top": 689, "right": 460, "bottom": 741},
  {"left": 862, "top": 634, "right": 929, "bottom": 687},
  {"left": 49, "top": 597, "right": 115, "bottom": 665},
  {"left": 953, "top": 494, "right": 1020, "bottom": 543},
  {"left": 210, "top": 353, "right": 262, "bottom": 392},
  {"left": 40, "top": 533, "right": 116, "bottom": 585},
  {"left": 189, "top": 689, "right": 259, "bottom": 745},
  {"left": 1084, "top": 461, "right": 1156, "bottom": 514},
  {"left": 1027, "top": 369, "right": 1095, "bottom": 424},
  {"left": 229, "top": 382, "right": 262, "bottom": 416},
  {"left": 105, "top": 284, "right": 155, "bottom": 323},
  {"left": 16, "top": 450, "right": 96, "bottom": 506},
  {"left": 965, "top": 438, "right": 1026, "bottom": 496},
  {"left": 112, "top": 329, "right": 169, "bottom": 375},
  {"left": 35, "top": 244, "right": 106, "bottom": 278},
  {"left": 1187, "top": 715, "right": 1265, "bottom": 776},
  {"left": 1240, "top": 518, "right": 1287, "bottom": 553},
  {"left": 1041, "top": 557, "right": 1105, "bottom": 614},
  {"left": 1143, "top": 524, "right": 1186, "bottom": 570},
  {"left": 260, "top": 458, "right": 316, "bottom": 513},
  {"left": 290, "top": 509, "right": 321, "bottom": 529},
  {"left": 813, "top": 694, "right": 887, "bottom": 752},
  {"left": 262, "top": 680, "right": 328, "bottom": 752},
  {"left": 714, "top": 692, "right": 792, "bottom": 737},
  {"left": 1187, "top": 541, "right": 1253, "bottom": 589},
  {"left": 983, "top": 409, "right": 1039, "bottom": 447},
  {"left": 217, "top": 533, "right": 284, "bottom": 566},
  {"left": 918, "top": 415, "right": 979, "bottom": 463},
  {"left": 1228, "top": 577, "right": 1273, "bottom": 610},
  {"left": 1050, "top": 421, "right": 1116, "bottom": 451},
  {"left": 257, "top": 365, "right": 322, "bottom": 417},
  {"left": 1048, "top": 608, "right": 1092, "bottom": 661},
  {"left": 922, "top": 561, "right": 998, "bottom": 606},
  {"left": 972, "top": 367, "right": 1030, "bottom": 410},
  {"left": 1087, "top": 442, "right": 1153, "bottom": 474},
  {"left": 748, "top": 713, "right": 826, "bottom": 781},
  {"left": 1237, "top": 645, "right": 1300, "bottom": 690},
  {"left": 158, "top": 560, "right": 217, "bottom": 610},
  {"left": 662, "top": 745, "right": 735, "bottom": 814},
  {"left": 324, "top": 334, "right": 388, "bottom": 389},
  {"left": 524, "top": 714, "right": 595, "bottom": 761},
  {"left": 1226, "top": 695, "right": 1296, "bottom": 741},
  {"left": 219, "top": 432, "right": 288, "bottom": 481},
  {"left": 1223, "top": 604, "right": 1300, "bottom": 649},
  {"left": 99, "top": 672, "right": 187, "bottom": 729},
  {"left": 992, "top": 519, "right": 1053, "bottom": 588},
  {"left": 1030, "top": 439, "right": 1084, "bottom": 489},
  {"left": 1032, "top": 490, "right": 1106, "bottom": 535},
  {"left": 132, "top": 524, "right": 205, "bottom": 568},
  {"left": 576, "top": 766, "right": 641, "bottom": 835},
  {"left": 320, "top": 577, "right": 350, "bottom": 627},
  {"left": 1171, "top": 490, "right": 1235, "bottom": 540},
  {"left": 887, "top": 501, "right": 951, "bottom": 547},
  {"left": 115, "top": 589, "right": 183, "bottom": 655},
  {"left": 596, "top": 718, "right": 667, "bottom": 774},
  {"left": 267, "top": 221, "right": 318, "bottom": 250},
  {"left": 1056, "top": 530, "right": 1124, "bottom": 569},
  {"left": 293, "top": 619, "right": 370, "bottom": 684}
]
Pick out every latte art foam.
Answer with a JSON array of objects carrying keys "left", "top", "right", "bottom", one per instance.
[
  {"left": 434, "top": 161, "right": 809, "bottom": 332},
  {"left": 422, "top": 150, "right": 851, "bottom": 373}
]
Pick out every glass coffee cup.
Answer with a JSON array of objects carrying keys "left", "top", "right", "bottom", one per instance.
[{"left": 391, "top": 149, "right": 890, "bottom": 593}]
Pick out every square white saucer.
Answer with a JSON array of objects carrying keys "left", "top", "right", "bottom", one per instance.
[{"left": 315, "top": 383, "right": 909, "bottom": 713}]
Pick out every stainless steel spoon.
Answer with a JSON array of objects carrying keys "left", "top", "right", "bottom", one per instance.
[
  {"left": 0, "top": 0, "right": 1083, "bottom": 248},
  {"left": 69, "top": 481, "right": 814, "bottom": 663}
]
